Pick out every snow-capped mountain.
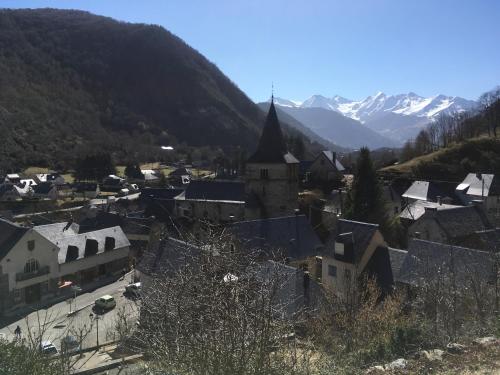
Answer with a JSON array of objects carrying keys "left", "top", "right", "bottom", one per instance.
[
  {"left": 271, "top": 93, "right": 477, "bottom": 143},
  {"left": 276, "top": 92, "right": 477, "bottom": 122}
]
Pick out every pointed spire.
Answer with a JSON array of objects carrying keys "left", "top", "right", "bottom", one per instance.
[{"left": 247, "top": 100, "right": 290, "bottom": 163}]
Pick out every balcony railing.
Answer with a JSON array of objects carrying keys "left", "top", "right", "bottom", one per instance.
[{"left": 16, "top": 265, "right": 50, "bottom": 282}]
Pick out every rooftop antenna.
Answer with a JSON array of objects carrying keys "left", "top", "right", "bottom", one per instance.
[{"left": 271, "top": 82, "right": 274, "bottom": 103}]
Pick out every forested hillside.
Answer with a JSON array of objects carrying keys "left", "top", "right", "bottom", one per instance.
[{"left": 0, "top": 9, "right": 322, "bottom": 172}]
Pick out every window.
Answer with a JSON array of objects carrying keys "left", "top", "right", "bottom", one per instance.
[
  {"left": 24, "top": 258, "right": 39, "bottom": 273},
  {"left": 328, "top": 265, "right": 337, "bottom": 277},
  {"left": 260, "top": 169, "right": 269, "bottom": 179},
  {"left": 105, "top": 237, "right": 116, "bottom": 251},
  {"left": 27, "top": 240, "right": 35, "bottom": 251},
  {"left": 66, "top": 246, "right": 79, "bottom": 262},
  {"left": 84, "top": 239, "right": 99, "bottom": 257},
  {"left": 13, "top": 289, "right": 21, "bottom": 302},
  {"left": 394, "top": 206, "right": 399, "bottom": 214},
  {"left": 262, "top": 186, "right": 266, "bottom": 197},
  {"left": 320, "top": 159, "right": 325, "bottom": 165}
]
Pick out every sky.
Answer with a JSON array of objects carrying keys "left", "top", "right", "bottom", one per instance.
[{"left": 2, "top": 0, "right": 500, "bottom": 102}]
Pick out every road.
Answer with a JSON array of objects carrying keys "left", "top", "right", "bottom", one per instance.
[{"left": 0, "top": 275, "right": 140, "bottom": 351}]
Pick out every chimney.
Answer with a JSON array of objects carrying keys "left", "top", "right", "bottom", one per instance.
[{"left": 437, "top": 196, "right": 442, "bottom": 206}]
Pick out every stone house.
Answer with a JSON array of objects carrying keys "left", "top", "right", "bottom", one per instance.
[
  {"left": 456, "top": 173, "right": 500, "bottom": 226},
  {"left": 307, "top": 151, "right": 344, "bottom": 187},
  {"left": 321, "top": 219, "right": 394, "bottom": 299}
]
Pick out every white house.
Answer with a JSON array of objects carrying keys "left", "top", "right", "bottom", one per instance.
[{"left": 0, "top": 219, "right": 130, "bottom": 314}]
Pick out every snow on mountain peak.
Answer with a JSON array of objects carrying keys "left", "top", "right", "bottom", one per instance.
[{"left": 293, "top": 92, "right": 477, "bottom": 122}]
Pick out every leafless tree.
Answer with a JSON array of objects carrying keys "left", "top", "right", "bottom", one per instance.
[{"left": 132, "top": 231, "right": 314, "bottom": 375}]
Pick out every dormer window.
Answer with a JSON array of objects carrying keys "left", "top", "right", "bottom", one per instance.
[
  {"left": 105, "top": 237, "right": 115, "bottom": 251},
  {"left": 334, "top": 242, "right": 345, "bottom": 256},
  {"left": 27, "top": 240, "right": 35, "bottom": 251},
  {"left": 84, "top": 239, "right": 98, "bottom": 257},
  {"left": 66, "top": 246, "right": 79, "bottom": 262}
]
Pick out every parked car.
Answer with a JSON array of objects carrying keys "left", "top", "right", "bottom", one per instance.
[
  {"left": 125, "top": 282, "right": 141, "bottom": 296},
  {"left": 94, "top": 295, "right": 116, "bottom": 310},
  {"left": 40, "top": 340, "right": 58, "bottom": 355},
  {"left": 61, "top": 335, "right": 80, "bottom": 353}
]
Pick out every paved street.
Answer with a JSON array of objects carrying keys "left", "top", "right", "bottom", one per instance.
[{"left": 0, "top": 274, "right": 140, "bottom": 352}]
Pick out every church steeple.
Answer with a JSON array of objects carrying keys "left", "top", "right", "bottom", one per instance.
[{"left": 247, "top": 100, "right": 290, "bottom": 163}]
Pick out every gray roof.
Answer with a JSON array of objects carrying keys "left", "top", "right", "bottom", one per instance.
[
  {"left": 33, "top": 182, "right": 55, "bottom": 195},
  {"left": 456, "top": 173, "right": 499, "bottom": 197},
  {"left": 398, "top": 239, "right": 495, "bottom": 287},
  {"left": 333, "top": 219, "right": 380, "bottom": 262},
  {"left": 0, "top": 218, "right": 28, "bottom": 261},
  {"left": 430, "top": 205, "right": 491, "bottom": 238},
  {"left": 229, "top": 215, "right": 323, "bottom": 261},
  {"left": 137, "top": 237, "right": 200, "bottom": 276},
  {"left": 319, "top": 151, "right": 345, "bottom": 171},
  {"left": 402, "top": 181, "right": 445, "bottom": 201},
  {"left": 388, "top": 247, "right": 407, "bottom": 283},
  {"left": 180, "top": 180, "right": 245, "bottom": 202},
  {"left": 34, "top": 223, "right": 129, "bottom": 264}
]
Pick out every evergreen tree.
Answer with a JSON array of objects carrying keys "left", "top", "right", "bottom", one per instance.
[
  {"left": 344, "top": 147, "right": 388, "bottom": 226},
  {"left": 125, "top": 162, "right": 144, "bottom": 180},
  {"left": 74, "top": 153, "right": 116, "bottom": 181}
]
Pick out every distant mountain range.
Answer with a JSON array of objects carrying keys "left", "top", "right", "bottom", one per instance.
[{"left": 272, "top": 93, "right": 478, "bottom": 143}]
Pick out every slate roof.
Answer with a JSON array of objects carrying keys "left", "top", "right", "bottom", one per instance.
[
  {"left": 140, "top": 188, "right": 184, "bottom": 200},
  {"left": 247, "top": 101, "right": 299, "bottom": 164},
  {"left": 456, "top": 173, "right": 500, "bottom": 197},
  {"left": 34, "top": 223, "right": 130, "bottom": 264},
  {"left": 136, "top": 237, "right": 200, "bottom": 276},
  {"left": 0, "top": 218, "right": 28, "bottom": 261},
  {"left": 319, "top": 151, "right": 345, "bottom": 171},
  {"left": 32, "top": 182, "right": 55, "bottom": 195},
  {"left": 79, "top": 211, "right": 153, "bottom": 236},
  {"left": 398, "top": 239, "right": 495, "bottom": 287},
  {"left": 228, "top": 215, "right": 323, "bottom": 261},
  {"left": 179, "top": 180, "right": 245, "bottom": 202},
  {"left": 388, "top": 247, "right": 408, "bottom": 283},
  {"left": 334, "top": 219, "right": 380, "bottom": 262},
  {"left": 430, "top": 205, "right": 491, "bottom": 238}
]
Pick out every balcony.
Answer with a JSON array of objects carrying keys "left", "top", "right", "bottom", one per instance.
[{"left": 16, "top": 266, "right": 50, "bottom": 282}]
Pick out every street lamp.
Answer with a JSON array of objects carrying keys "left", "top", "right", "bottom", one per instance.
[{"left": 89, "top": 313, "right": 100, "bottom": 347}]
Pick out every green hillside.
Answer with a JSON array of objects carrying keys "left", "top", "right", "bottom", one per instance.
[
  {"left": 380, "top": 137, "right": 500, "bottom": 181},
  {"left": 0, "top": 9, "right": 322, "bottom": 172}
]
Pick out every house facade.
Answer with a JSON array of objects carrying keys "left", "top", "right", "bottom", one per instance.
[
  {"left": 321, "top": 219, "right": 392, "bottom": 299},
  {"left": 456, "top": 173, "right": 500, "bottom": 225},
  {"left": 0, "top": 219, "right": 130, "bottom": 315},
  {"left": 307, "top": 151, "right": 344, "bottom": 186}
]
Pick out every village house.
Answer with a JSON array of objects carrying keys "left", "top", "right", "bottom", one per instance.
[
  {"left": 456, "top": 173, "right": 500, "bottom": 225},
  {"left": 306, "top": 151, "right": 345, "bottom": 189},
  {"left": 245, "top": 100, "right": 300, "bottom": 219},
  {"left": 406, "top": 204, "right": 492, "bottom": 245},
  {"left": 31, "top": 182, "right": 59, "bottom": 200},
  {"left": 0, "top": 184, "right": 23, "bottom": 202},
  {"left": 175, "top": 180, "right": 245, "bottom": 224},
  {"left": 168, "top": 167, "right": 192, "bottom": 186},
  {"left": 0, "top": 218, "right": 130, "bottom": 315},
  {"left": 321, "top": 219, "right": 394, "bottom": 299},
  {"left": 35, "top": 173, "right": 66, "bottom": 186}
]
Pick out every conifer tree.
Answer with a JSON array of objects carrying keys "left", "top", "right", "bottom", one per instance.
[{"left": 344, "top": 147, "right": 387, "bottom": 226}]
